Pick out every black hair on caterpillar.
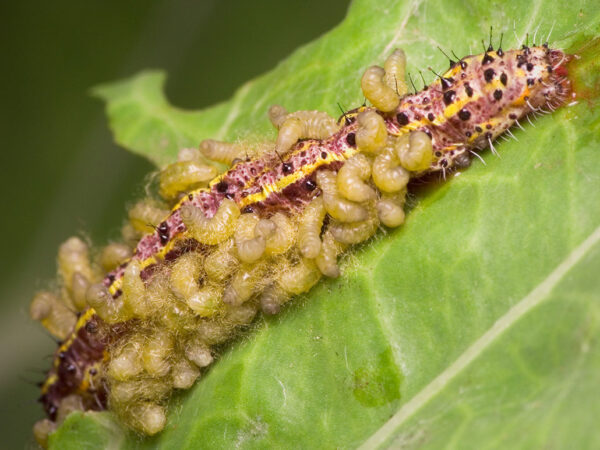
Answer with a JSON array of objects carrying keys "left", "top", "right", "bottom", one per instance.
[{"left": 30, "top": 41, "right": 573, "bottom": 446}]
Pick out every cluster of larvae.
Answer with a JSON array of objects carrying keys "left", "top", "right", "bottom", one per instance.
[{"left": 31, "top": 48, "right": 434, "bottom": 444}]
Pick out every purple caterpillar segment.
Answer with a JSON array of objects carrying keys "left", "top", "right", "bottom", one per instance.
[
  {"left": 104, "top": 125, "right": 358, "bottom": 290},
  {"left": 390, "top": 47, "right": 570, "bottom": 170},
  {"left": 40, "top": 314, "right": 113, "bottom": 420}
]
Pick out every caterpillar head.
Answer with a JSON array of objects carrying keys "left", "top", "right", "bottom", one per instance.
[{"left": 515, "top": 46, "right": 572, "bottom": 110}]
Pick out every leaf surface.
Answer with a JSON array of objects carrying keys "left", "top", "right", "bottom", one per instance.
[{"left": 52, "top": 0, "right": 600, "bottom": 448}]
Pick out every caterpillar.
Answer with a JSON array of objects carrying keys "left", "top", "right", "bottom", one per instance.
[{"left": 30, "top": 40, "right": 573, "bottom": 447}]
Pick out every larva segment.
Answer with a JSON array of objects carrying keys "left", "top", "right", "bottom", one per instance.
[
  {"left": 199, "top": 139, "right": 243, "bottom": 166},
  {"left": 128, "top": 200, "right": 169, "bottom": 235},
  {"left": 129, "top": 403, "right": 166, "bottom": 436},
  {"left": 99, "top": 243, "right": 132, "bottom": 272},
  {"left": 372, "top": 138, "right": 410, "bottom": 193},
  {"left": 159, "top": 160, "right": 217, "bottom": 200},
  {"left": 30, "top": 292, "right": 77, "bottom": 340},
  {"left": 58, "top": 237, "right": 96, "bottom": 305},
  {"left": 277, "top": 257, "right": 322, "bottom": 296},
  {"left": 171, "top": 359, "right": 200, "bottom": 389},
  {"left": 361, "top": 66, "right": 400, "bottom": 112},
  {"left": 33, "top": 44, "right": 573, "bottom": 443},
  {"left": 181, "top": 198, "right": 240, "bottom": 245},
  {"left": 377, "top": 190, "right": 407, "bottom": 228},
  {"left": 260, "top": 283, "right": 290, "bottom": 315},
  {"left": 264, "top": 212, "right": 295, "bottom": 255},
  {"left": 337, "top": 153, "right": 376, "bottom": 202},
  {"left": 298, "top": 196, "right": 326, "bottom": 259},
  {"left": 204, "top": 240, "right": 239, "bottom": 281},
  {"left": 317, "top": 170, "right": 369, "bottom": 222},
  {"left": 355, "top": 109, "right": 388, "bottom": 153},
  {"left": 234, "top": 213, "right": 274, "bottom": 263},
  {"left": 315, "top": 231, "right": 346, "bottom": 278},
  {"left": 330, "top": 203, "right": 379, "bottom": 244},
  {"left": 383, "top": 48, "right": 408, "bottom": 96},
  {"left": 275, "top": 110, "right": 340, "bottom": 153},
  {"left": 397, "top": 131, "right": 434, "bottom": 172}
]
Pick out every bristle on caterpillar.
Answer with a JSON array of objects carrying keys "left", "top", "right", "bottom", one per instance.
[{"left": 31, "top": 42, "right": 573, "bottom": 446}]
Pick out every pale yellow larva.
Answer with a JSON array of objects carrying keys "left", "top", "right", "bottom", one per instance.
[
  {"left": 128, "top": 402, "right": 167, "bottom": 435},
  {"left": 355, "top": 109, "right": 388, "bottom": 153},
  {"left": 128, "top": 199, "right": 170, "bottom": 235},
  {"left": 85, "top": 282, "right": 127, "bottom": 324},
  {"left": 329, "top": 203, "right": 379, "bottom": 244},
  {"left": 277, "top": 257, "right": 322, "bottom": 296},
  {"left": 372, "top": 138, "right": 410, "bottom": 193},
  {"left": 159, "top": 160, "right": 217, "bottom": 200},
  {"left": 315, "top": 231, "right": 346, "bottom": 278},
  {"left": 122, "top": 260, "right": 150, "bottom": 319},
  {"left": 199, "top": 139, "right": 243, "bottom": 165},
  {"left": 57, "top": 237, "right": 96, "bottom": 294},
  {"left": 275, "top": 110, "right": 339, "bottom": 153},
  {"left": 180, "top": 198, "right": 240, "bottom": 245},
  {"left": 336, "top": 153, "right": 376, "bottom": 202},
  {"left": 222, "top": 261, "right": 268, "bottom": 306},
  {"left": 169, "top": 252, "right": 203, "bottom": 300},
  {"left": 396, "top": 131, "right": 434, "bottom": 172},
  {"left": 108, "top": 336, "right": 145, "bottom": 381},
  {"left": 141, "top": 329, "right": 173, "bottom": 377},
  {"left": 259, "top": 283, "right": 290, "bottom": 315},
  {"left": 234, "top": 213, "right": 275, "bottom": 263},
  {"left": 383, "top": 48, "right": 408, "bottom": 96},
  {"left": 361, "top": 66, "right": 400, "bottom": 112},
  {"left": 185, "top": 283, "right": 222, "bottom": 317},
  {"left": 317, "top": 170, "right": 368, "bottom": 223},
  {"left": 69, "top": 272, "right": 89, "bottom": 311},
  {"left": 297, "top": 196, "right": 326, "bottom": 259},
  {"left": 377, "top": 189, "right": 407, "bottom": 228},
  {"left": 264, "top": 212, "right": 295, "bottom": 255},
  {"left": 171, "top": 359, "right": 200, "bottom": 390},
  {"left": 204, "top": 239, "right": 239, "bottom": 281},
  {"left": 29, "top": 292, "right": 77, "bottom": 340},
  {"left": 99, "top": 242, "right": 132, "bottom": 272}
]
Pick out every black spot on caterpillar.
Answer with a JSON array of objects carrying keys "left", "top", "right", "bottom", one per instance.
[{"left": 30, "top": 42, "right": 573, "bottom": 445}]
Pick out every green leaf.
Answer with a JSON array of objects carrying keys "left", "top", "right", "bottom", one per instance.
[{"left": 52, "top": 0, "right": 600, "bottom": 448}]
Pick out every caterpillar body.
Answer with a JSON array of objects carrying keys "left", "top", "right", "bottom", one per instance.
[{"left": 31, "top": 42, "right": 572, "bottom": 446}]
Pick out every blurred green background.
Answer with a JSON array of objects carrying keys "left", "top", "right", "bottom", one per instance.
[{"left": 0, "top": 1, "right": 350, "bottom": 446}]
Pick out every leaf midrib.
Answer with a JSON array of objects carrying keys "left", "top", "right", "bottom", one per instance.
[{"left": 360, "top": 224, "right": 600, "bottom": 449}]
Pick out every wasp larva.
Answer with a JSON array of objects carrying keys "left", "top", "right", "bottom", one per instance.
[
  {"left": 181, "top": 199, "right": 240, "bottom": 245},
  {"left": 159, "top": 160, "right": 217, "bottom": 200},
  {"left": 337, "top": 153, "right": 376, "bottom": 202},
  {"left": 355, "top": 109, "right": 388, "bottom": 153},
  {"left": 361, "top": 66, "right": 400, "bottom": 112},
  {"left": 199, "top": 139, "right": 243, "bottom": 165},
  {"left": 317, "top": 170, "right": 369, "bottom": 222}
]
